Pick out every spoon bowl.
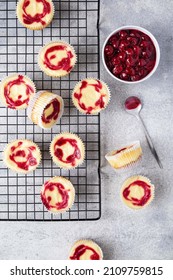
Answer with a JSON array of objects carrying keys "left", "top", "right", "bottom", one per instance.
[{"left": 124, "top": 96, "right": 142, "bottom": 116}]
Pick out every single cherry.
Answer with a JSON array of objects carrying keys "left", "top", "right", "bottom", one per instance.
[
  {"left": 127, "top": 36, "right": 139, "bottom": 45},
  {"left": 104, "top": 45, "right": 114, "bottom": 56},
  {"left": 120, "top": 72, "right": 129, "bottom": 81},
  {"left": 129, "top": 30, "right": 141, "bottom": 37},
  {"left": 118, "top": 52, "right": 126, "bottom": 61},
  {"left": 125, "top": 48, "right": 134, "bottom": 56},
  {"left": 126, "top": 56, "right": 137, "bottom": 66},
  {"left": 119, "top": 40, "right": 130, "bottom": 51},
  {"left": 133, "top": 45, "right": 142, "bottom": 57},
  {"left": 140, "top": 40, "right": 150, "bottom": 48},
  {"left": 111, "top": 55, "right": 121, "bottom": 66},
  {"left": 145, "top": 60, "right": 155, "bottom": 71},
  {"left": 113, "top": 64, "right": 123, "bottom": 75},
  {"left": 119, "top": 30, "right": 128, "bottom": 39},
  {"left": 131, "top": 75, "right": 140, "bottom": 81},
  {"left": 138, "top": 58, "right": 147, "bottom": 67},
  {"left": 138, "top": 68, "right": 148, "bottom": 77},
  {"left": 125, "top": 67, "right": 135, "bottom": 76}
]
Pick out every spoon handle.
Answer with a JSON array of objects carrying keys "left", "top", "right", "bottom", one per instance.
[{"left": 137, "top": 114, "right": 163, "bottom": 169}]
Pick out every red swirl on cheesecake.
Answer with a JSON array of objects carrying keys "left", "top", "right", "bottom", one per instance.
[
  {"left": 41, "top": 176, "right": 75, "bottom": 213},
  {"left": 43, "top": 44, "right": 74, "bottom": 72},
  {"left": 121, "top": 175, "right": 155, "bottom": 209},
  {"left": 72, "top": 78, "right": 110, "bottom": 114},
  {"left": 54, "top": 137, "right": 81, "bottom": 166},
  {"left": 41, "top": 98, "right": 60, "bottom": 124},
  {"left": 10, "top": 141, "right": 37, "bottom": 171},
  {"left": 50, "top": 133, "right": 85, "bottom": 169},
  {"left": 38, "top": 42, "right": 76, "bottom": 77},
  {"left": 122, "top": 180, "right": 151, "bottom": 207},
  {"left": 22, "top": 0, "right": 51, "bottom": 25},
  {"left": 69, "top": 240, "right": 103, "bottom": 260},
  {"left": 17, "top": 0, "right": 54, "bottom": 30},
  {"left": 41, "top": 182, "right": 69, "bottom": 211},
  {"left": 3, "top": 140, "right": 41, "bottom": 173},
  {"left": 70, "top": 244, "right": 100, "bottom": 260},
  {"left": 0, "top": 74, "right": 35, "bottom": 109}
]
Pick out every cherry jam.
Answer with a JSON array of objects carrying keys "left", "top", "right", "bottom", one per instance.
[{"left": 104, "top": 29, "right": 156, "bottom": 82}]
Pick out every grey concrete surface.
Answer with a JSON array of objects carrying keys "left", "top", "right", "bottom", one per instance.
[{"left": 0, "top": 0, "right": 173, "bottom": 260}]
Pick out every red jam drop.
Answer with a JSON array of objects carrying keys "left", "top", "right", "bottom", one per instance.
[
  {"left": 104, "top": 29, "right": 156, "bottom": 81},
  {"left": 9, "top": 141, "right": 37, "bottom": 171},
  {"left": 70, "top": 244, "right": 100, "bottom": 260},
  {"left": 41, "top": 181, "right": 69, "bottom": 211},
  {"left": 54, "top": 137, "right": 81, "bottom": 166},
  {"left": 4, "top": 75, "right": 34, "bottom": 109},
  {"left": 42, "top": 98, "right": 60, "bottom": 124},
  {"left": 123, "top": 180, "right": 151, "bottom": 206},
  {"left": 74, "top": 80, "right": 106, "bottom": 114},
  {"left": 43, "top": 45, "right": 74, "bottom": 72},
  {"left": 22, "top": 0, "right": 51, "bottom": 26},
  {"left": 125, "top": 96, "right": 141, "bottom": 110}
]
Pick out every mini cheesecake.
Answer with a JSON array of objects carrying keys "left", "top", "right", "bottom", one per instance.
[
  {"left": 121, "top": 175, "right": 155, "bottom": 209},
  {"left": 69, "top": 240, "right": 103, "bottom": 260},
  {"left": 16, "top": 0, "right": 54, "bottom": 30},
  {"left": 3, "top": 139, "right": 41, "bottom": 174},
  {"left": 27, "top": 91, "right": 64, "bottom": 129},
  {"left": 105, "top": 141, "right": 142, "bottom": 170},
  {"left": 72, "top": 78, "right": 110, "bottom": 114},
  {"left": 50, "top": 132, "right": 85, "bottom": 169},
  {"left": 0, "top": 74, "right": 36, "bottom": 110},
  {"left": 38, "top": 41, "right": 77, "bottom": 77},
  {"left": 41, "top": 176, "right": 75, "bottom": 213}
]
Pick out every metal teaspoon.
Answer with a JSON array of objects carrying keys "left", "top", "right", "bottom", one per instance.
[{"left": 124, "top": 96, "right": 163, "bottom": 169}]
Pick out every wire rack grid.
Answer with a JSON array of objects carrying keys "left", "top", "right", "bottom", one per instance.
[{"left": 0, "top": 0, "right": 101, "bottom": 221}]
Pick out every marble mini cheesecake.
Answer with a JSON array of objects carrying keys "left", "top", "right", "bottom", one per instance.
[
  {"left": 0, "top": 74, "right": 36, "bottom": 110},
  {"left": 38, "top": 41, "right": 77, "bottom": 77},
  {"left": 72, "top": 78, "right": 110, "bottom": 114},
  {"left": 16, "top": 0, "right": 54, "bottom": 30},
  {"left": 121, "top": 175, "right": 155, "bottom": 209},
  {"left": 41, "top": 176, "right": 75, "bottom": 213},
  {"left": 27, "top": 91, "right": 64, "bottom": 129},
  {"left": 69, "top": 240, "right": 103, "bottom": 260},
  {"left": 105, "top": 141, "right": 142, "bottom": 170},
  {"left": 3, "top": 139, "right": 41, "bottom": 174},
  {"left": 50, "top": 132, "right": 85, "bottom": 169}
]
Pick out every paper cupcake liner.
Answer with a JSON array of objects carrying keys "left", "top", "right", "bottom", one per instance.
[
  {"left": 27, "top": 90, "right": 44, "bottom": 120},
  {"left": 50, "top": 132, "right": 85, "bottom": 170},
  {"left": 105, "top": 141, "right": 142, "bottom": 172},
  {"left": 16, "top": 0, "right": 55, "bottom": 31},
  {"left": 27, "top": 90, "right": 64, "bottom": 129},
  {"left": 3, "top": 139, "right": 42, "bottom": 174},
  {"left": 68, "top": 239, "right": 103, "bottom": 260},
  {"left": 112, "top": 156, "right": 142, "bottom": 174},
  {"left": 0, "top": 73, "right": 36, "bottom": 110},
  {"left": 40, "top": 176, "right": 75, "bottom": 214},
  {"left": 120, "top": 175, "right": 155, "bottom": 210},
  {"left": 38, "top": 40, "right": 77, "bottom": 78},
  {"left": 72, "top": 78, "right": 111, "bottom": 115}
]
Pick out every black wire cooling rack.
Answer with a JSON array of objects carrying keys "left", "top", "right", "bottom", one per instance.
[{"left": 0, "top": 0, "right": 101, "bottom": 221}]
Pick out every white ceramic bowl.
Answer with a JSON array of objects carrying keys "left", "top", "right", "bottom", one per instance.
[{"left": 102, "top": 25, "right": 160, "bottom": 84}]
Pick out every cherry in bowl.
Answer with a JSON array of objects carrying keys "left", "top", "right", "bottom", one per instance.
[{"left": 102, "top": 26, "right": 160, "bottom": 83}]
